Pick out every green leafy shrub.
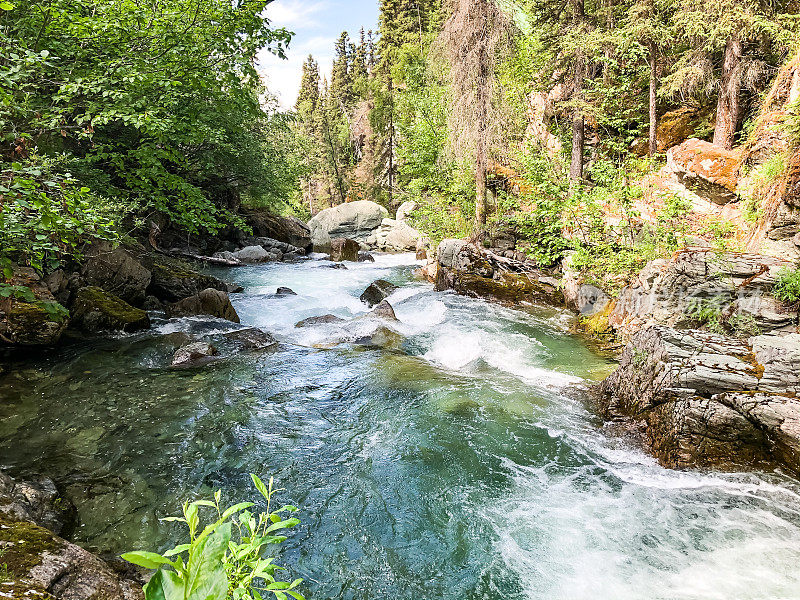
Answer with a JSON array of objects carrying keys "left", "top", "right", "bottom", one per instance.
[
  {"left": 0, "top": 157, "right": 125, "bottom": 277},
  {"left": 773, "top": 267, "right": 800, "bottom": 304},
  {"left": 686, "top": 298, "right": 726, "bottom": 334},
  {"left": 123, "top": 475, "right": 305, "bottom": 600}
]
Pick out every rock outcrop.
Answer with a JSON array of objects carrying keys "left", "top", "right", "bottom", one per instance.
[
  {"left": 70, "top": 287, "right": 150, "bottom": 333},
  {"left": 597, "top": 325, "right": 800, "bottom": 475},
  {"left": 608, "top": 248, "right": 797, "bottom": 339},
  {"left": 426, "top": 239, "right": 564, "bottom": 306},
  {"left": 0, "top": 472, "right": 144, "bottom": 600},
  {"left": 165, "top": 288, "right": 240, "bottom": 323},
  {"left": 666, "top": 139, "right": 741, "bottom": 205},
  {"left": 308, "top": 201, "right": 389, "bottom": 251}
]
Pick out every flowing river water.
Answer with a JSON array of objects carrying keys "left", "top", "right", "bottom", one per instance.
[{"left": 2, "top": 253, "right": 800, "bottom": 599}]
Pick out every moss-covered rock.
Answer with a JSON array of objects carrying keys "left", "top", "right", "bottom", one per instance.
[
  {"left": 0, "top": 514, "right": 144, "bottom": 600},
  {"left": 81, "top": 242, "right": 152, "bottom": 306},
  {"left": 138, "top": 254, "right": 229, "bottom": 303},
  {"left": 0, "top": 268, "right": 69, "bottom": 347},
  {"left": 70, "top": 287, "right": 150, "bottom": 333}
]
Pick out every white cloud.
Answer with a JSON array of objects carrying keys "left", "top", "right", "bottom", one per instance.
[
  {"left": 258, "top": 34, "right": 334, "bottom": 109},
  {"left": 266, "top": 0, "right": 329, "bottom": 30}
]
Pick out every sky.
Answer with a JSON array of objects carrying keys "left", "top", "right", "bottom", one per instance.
[{"left": 258, "top": 0, "right": 380, "bottom": 109}]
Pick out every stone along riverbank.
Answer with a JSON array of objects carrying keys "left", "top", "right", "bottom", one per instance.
[{"left": 2, "top": 251, "right": 800, "bottom": 599}]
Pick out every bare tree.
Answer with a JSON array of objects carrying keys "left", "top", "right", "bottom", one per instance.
[{"left": 441, "top": 0, "right": 510, "bottom": 225}]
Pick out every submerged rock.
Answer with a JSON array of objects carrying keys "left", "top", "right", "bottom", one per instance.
[
  {"left": 0, "top": 472, "right": 75, "bottom": 537},
  {"left": 360, "top": 280, "right": 398, "bottom": 307},
  {"left": 358, "top": 252, "right": 375, "bottom": 263},
  {"left": 70, "top": 286, "right": 150, "bottom": 333},
  {"left": 171, "top": 341, "right": 218, "bottom": 367},
  {"left": 295, "top": 314, "right": 346, "bottom": 328},
  {"left": 329, "top": 238, "right": 360, "bottom": 262},
  {"left": 596, "top": 325, "right": 800, "bottom": 474},
  {"left": 354, "top": 326, "right": 405, "bottom": 350},
  {"left": 166, "top": 288, "right": 240, "bottom": 323}
]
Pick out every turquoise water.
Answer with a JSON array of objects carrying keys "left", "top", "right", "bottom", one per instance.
[{"left": 2, "top": 253, "right": 800, "bottom": 599}]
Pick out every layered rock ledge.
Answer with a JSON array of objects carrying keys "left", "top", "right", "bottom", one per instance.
[{"left": 596, "top": 325, "right": 800, "bottom": 475}]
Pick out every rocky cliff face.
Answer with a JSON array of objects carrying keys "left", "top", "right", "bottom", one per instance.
[
  {"left": 607, "top": 248, "right": 797, "bottom": 340},
  {"left": 596, "top": 326, "right": 800, "bottom": 475}
]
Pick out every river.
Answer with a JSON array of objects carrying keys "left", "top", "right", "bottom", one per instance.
[{"left": 2, "top": 253, "right": 800, "bottom": 599}]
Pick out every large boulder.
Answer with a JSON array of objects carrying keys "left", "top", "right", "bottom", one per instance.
[
  {"left": 165, "top": 288, "right": 240, "bottom": 323},
  {"left": 81, "top": 242, "right": 151, "bottom": 306},
  {"left": 70, "top": 286, "right": 151, "bottom": 333},
  {"left": 308, "top": 201, "right": 389, "bottom": 251},
  {"left": 431, "top": 239, "right": 564, "bottom": 306},
  {"left": 608, "top": 249, "right": 797, "bottom": 339},
  {"left": 243, "top": 210, "right": 312, "bottom": 251},
  {"left": 0, "top": 268, "right": 68, "bottom": 346},
  {"left": 139, "top": 254, "right": 230, "bottom": 303},
  {"left": 596, "top": 325, "right": 800, "bottom": 474},
  {"left": 666, "top": 138, "right": 741, "bottom": 205},
  {"left": 369, "top": 218, "right": 421, "bottom": 252},
  {"left": 329, "top": 238, "right": 360, "bottom": 262}
]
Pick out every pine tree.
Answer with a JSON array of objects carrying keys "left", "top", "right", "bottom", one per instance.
[
  {"left": 295, "top": 55, "right": 320, "bottom": 115},
  {"left": 330, "top": 31, "right": 354, "bottom": 109},
  {"left": 667, "top": 0, "right": 798, "bottom": 149}
]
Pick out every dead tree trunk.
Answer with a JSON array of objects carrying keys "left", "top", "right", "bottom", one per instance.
[{"left": 713, "top": 36, "right": 742, "bottom": 150}]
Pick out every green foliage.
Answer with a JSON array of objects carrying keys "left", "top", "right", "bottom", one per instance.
[
  {"left": 739, "top": 153, "right": 787, "bottom": 222},
  {"left": 687, "top": 297, "right": 726, "bottom": 334},
  {"left": 773, "top": 267, "right": 800, "bottom": 305},
  {"left": 123, "top": 474, "right": 304, "bottom": 600},
  {"left": 0, "top": 157, "right": 124, "bottom": 275},
  {"left": 2, "top": 0, "right": 296, "bottom": 238}
]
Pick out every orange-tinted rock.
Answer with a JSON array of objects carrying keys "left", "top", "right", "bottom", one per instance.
[
  {"left": 666, "top": 139, "right": 741, "bottom": 205},
  {"left": 632, "top": 106, "right": 713, "bottom": 156}
]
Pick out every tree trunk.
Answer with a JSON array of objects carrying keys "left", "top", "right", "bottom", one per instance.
[
  {"left": 569, "top": 55, "right": 585, "bottom": 185},
  {"left": 569, "top": 0, "right": 585, "bottom": 187},
  {"left": 713, "top": 36, "right": 742, "bottom": 150},
  {"left": 649, "top": 42, "right": 658, "bottom": 157},
  {"left": 476, "top": 136, "right": 488, "bottom": 225}
]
